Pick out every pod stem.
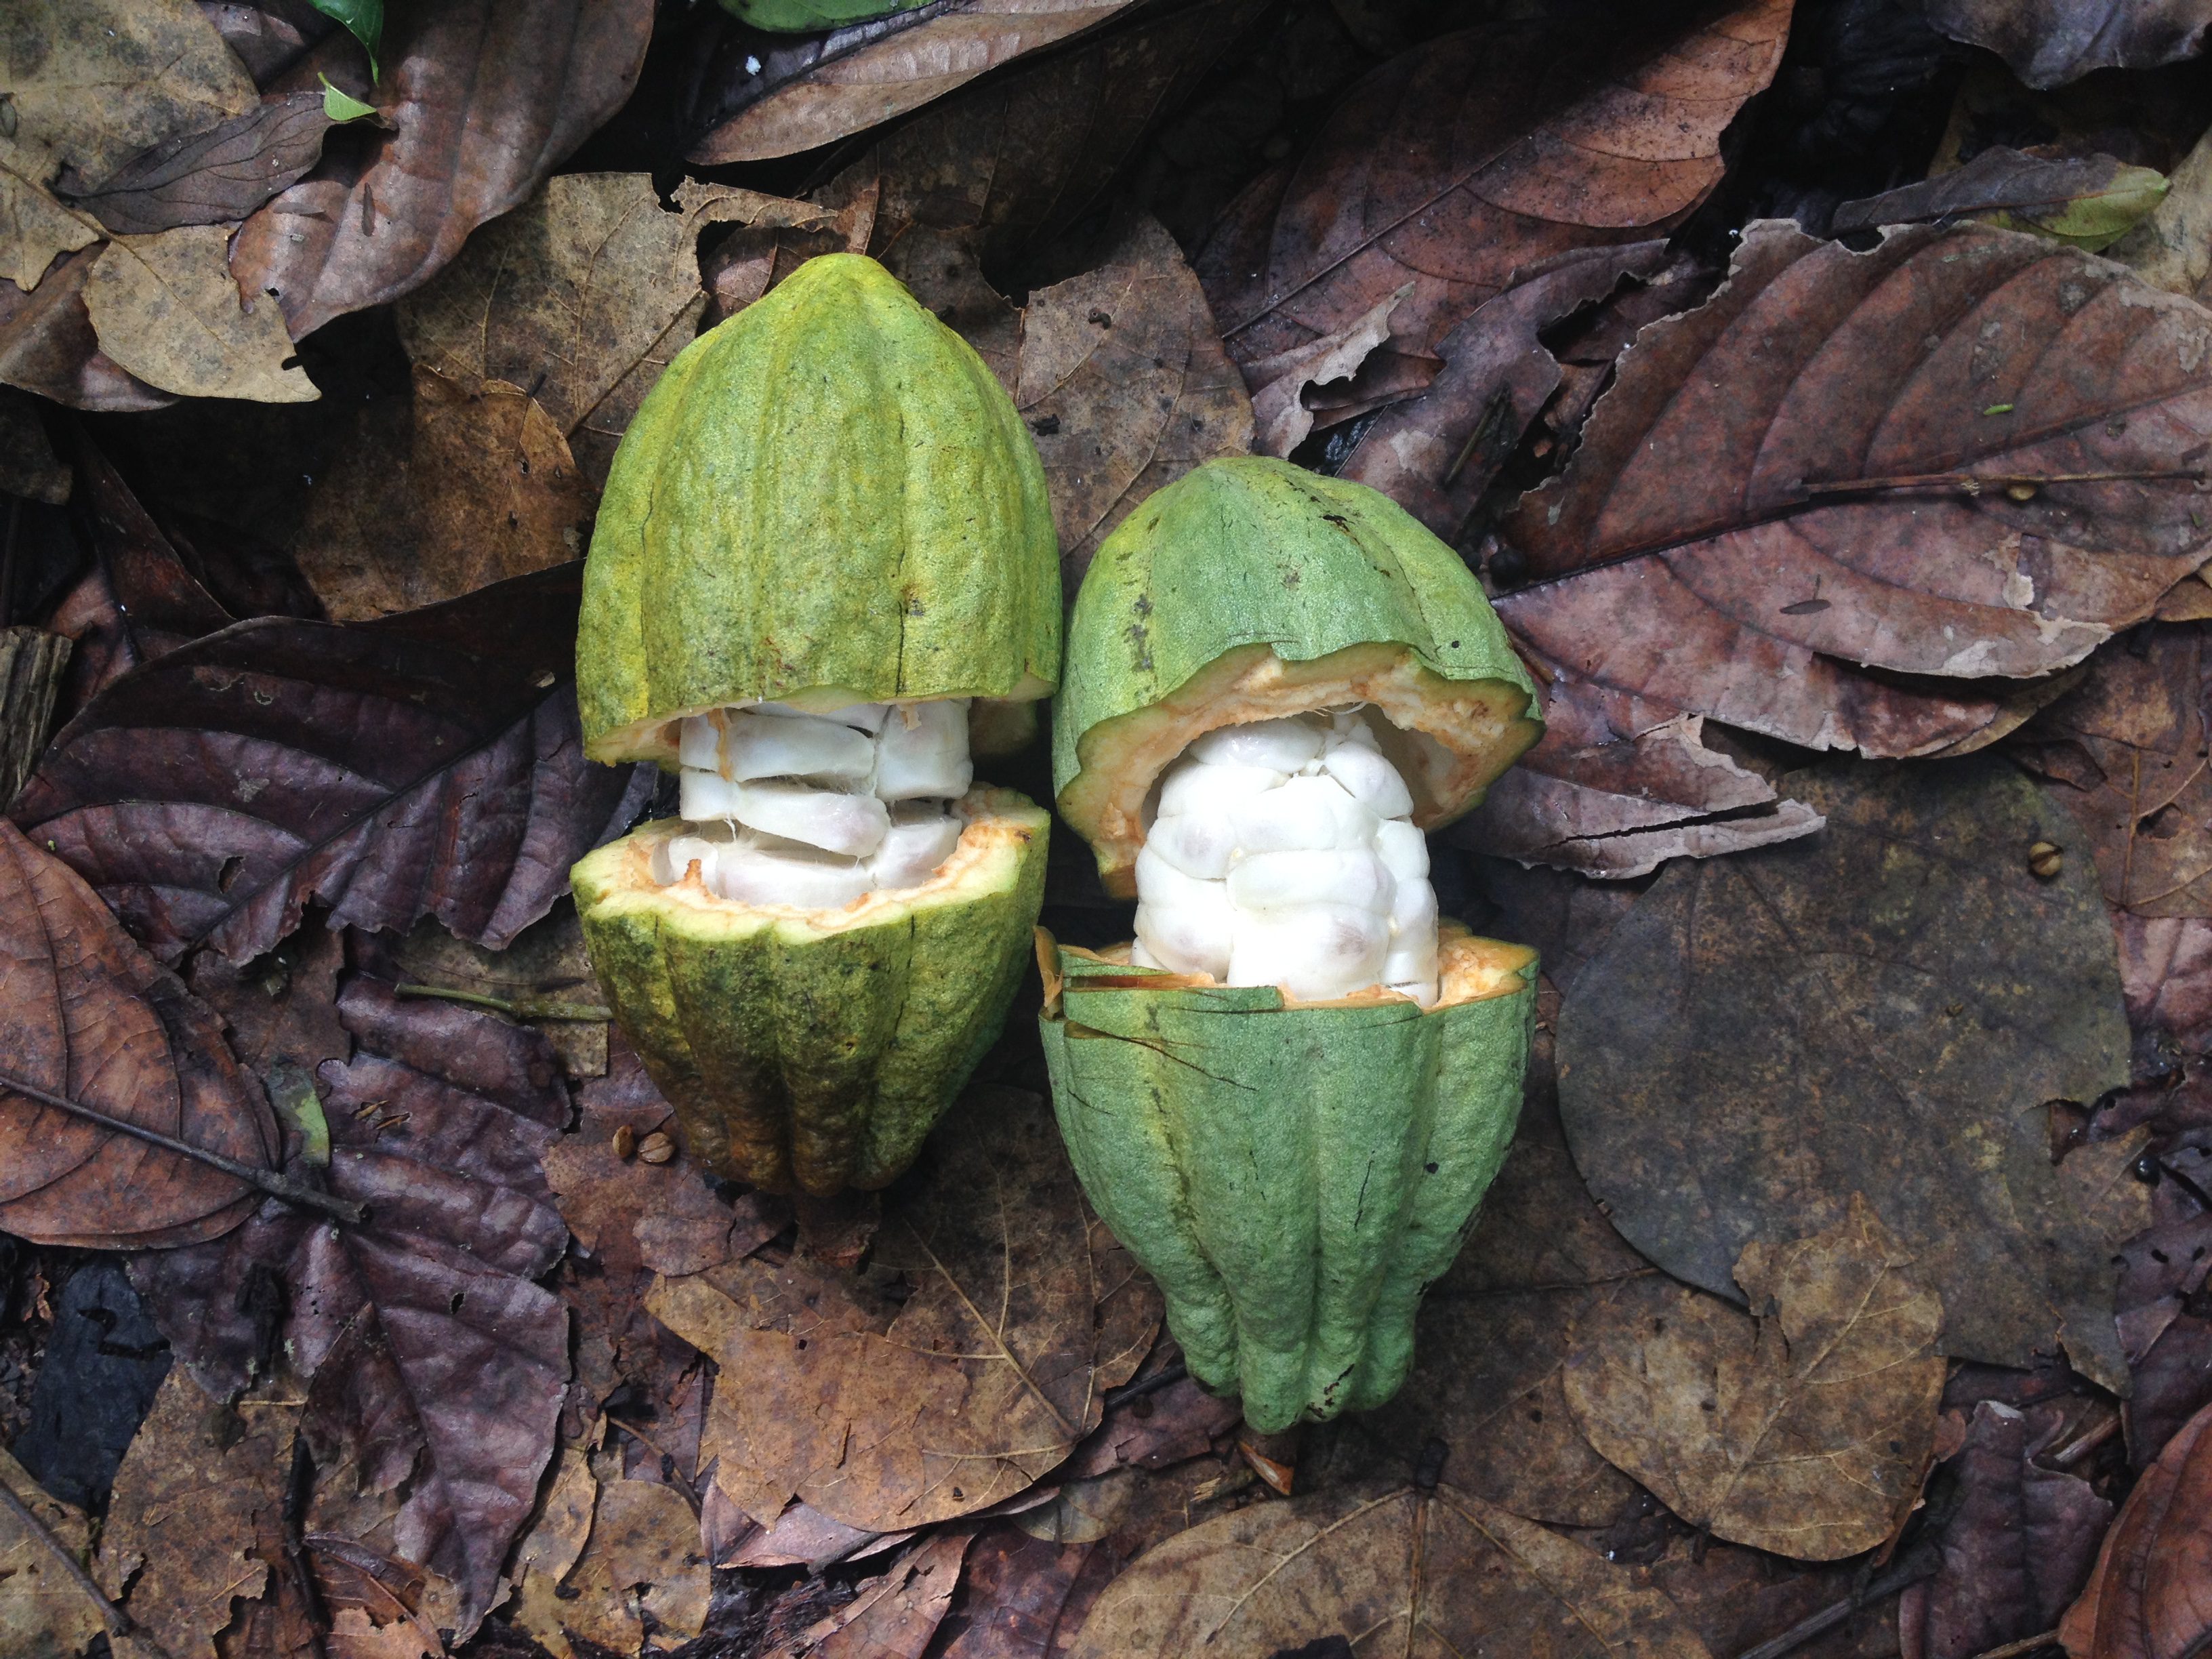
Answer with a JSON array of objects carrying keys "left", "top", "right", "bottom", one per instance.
[{"left": 393, "top": 983, "right": 613, "bottom": 1022}]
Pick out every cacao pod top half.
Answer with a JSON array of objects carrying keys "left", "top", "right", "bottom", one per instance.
[
  {"left": 578, "top": 253, "right": 1061, "bottom": 764},
  {"left": 1052, "top": 456, "right": 1541, "bottom": 897}
]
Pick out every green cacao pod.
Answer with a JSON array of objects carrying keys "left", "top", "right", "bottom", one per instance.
[
  {"left": 716, "top": 0, "right": 926, "bottom": 30},
  {"left": 573, "top": 253, "right": 1059, "bottom": 1198},
  {"left": 1040, "top": 455, "right": 1542, "bottom": 1429}
]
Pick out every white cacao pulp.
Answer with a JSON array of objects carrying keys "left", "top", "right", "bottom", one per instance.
[
  {"left": 652, "top": 700, "right": 973, "bottom": 905},
  {"left": 1133, "top": 710, "right": 1440, "bottom": 1006}
]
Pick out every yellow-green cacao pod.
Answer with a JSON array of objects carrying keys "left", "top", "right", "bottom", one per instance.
[
  {"left": 573, "top": 254, "right": 1060, "bottom": 1197},
  {"left": 1040, "top": 456, "right": 1542, "bottom": 1428},
  {"left": 717, "top": 0, "right": 925, "bottom": 30}
]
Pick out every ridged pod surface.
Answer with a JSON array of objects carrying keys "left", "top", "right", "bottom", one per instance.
[
  {"left": 1038, "top": 928, "right": 1536, "bottom": 1431},
  {"left": 576, "top": 792, "right": 1048, "bottom": 1195},
  {"left": 579, "top": 253, "right": 1059, "bottom": 764}
]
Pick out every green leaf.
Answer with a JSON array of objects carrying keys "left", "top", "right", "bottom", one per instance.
[
  {"left": 310, "top": 0, "right": 383, "bottom": 76},
  {"left": 319, "top": 74, "right": 378, "bottom": 124},
  {"left": 1990, "top": 164, "right": 2169, "bottom": 252}
]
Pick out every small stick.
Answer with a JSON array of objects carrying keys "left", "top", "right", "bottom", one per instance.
[
  {"left": 605, "top": 1416, "right": 701, "bottom": 1513},
  {"left": 1104, "top": 1361, "right": 1189, "bottom": 1412},
  {"left": 1733, "top": 1544, "right": 1939, "bottom": 1659},
  {"left": 0, "top": 1476, "right": 138, "bottom": 1640},
  {"left": 394, "top": 983, "right": 612, "bottom": 1022},
  {"left": 2049, "top": 1412, "right": 2122, "bottom": 1467},
  {"left": 1799, "top": 468, "right": 2211, "bottom": 499},
  {"left": 0, "top": 1069, "right": 365, "bottom": 1226},
  {"left": 1962, "top": 1633, "right": 2060, "bottom": 1659}
]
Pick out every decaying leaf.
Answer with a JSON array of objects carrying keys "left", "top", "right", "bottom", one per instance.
[
  {"left": 0, "top": 169, "right": 101, "bottom": 291},
  {"left": 291, "top": 365, "right": 595, "bottom": 619},
  {"left": 15, "top": 564, "right": 650, "bottom": 966},
  {"left": 0, "top": 820, "right": 280, "bottom": 1249},
  {"left": 1066, "top": 1479, "right": 1715, "bottom": 1658},
  {"left": 390, "top": 905, "right": 608, "bottom": 1078},
  {"left": 1925, "top": 0, "right": 2212, "bottom": 89},
  {"left": 1013, "top": 216, "right": 1253, "bottom": 585},
  {"left": 523, "top": 1477, "right": 710, "bottom": 1658},
  {"left": 2059, "top": 1392, "right": 2212, "bottom": 1657},
  {"left": 232, "top": 0, "right": 655, "bottom": 339},
  {"left": 1, "top": 243, "right": 175, "bottom": 411},
  {"left": 648, "top": 1086, "right": 1158, "bottom": 1534},
  {"left": 689, "top": 0, "right": 1144, "bottom": 166},
  {"left": 1563, "top": 1197, "right": 1944, "bottom": 1561},
  {"left": 96, "top": 1368, "right": 301, "bottom": 1659},
  {"left": 773, "top": 1530, "right": 971, "bottom": 1658},
  {"left": 129, "top": 976, "right": 573, "bottom": 1641},
  {"left": 1558, "top": 758, "right": 2136, "bottom": 1389},
  {"left": 68, "top": 92, "right": 335, "bottom": 236},
  {"left": 79, "top": 224, "right": 318, "bottom": 403},
  {"left": 1832, "top": 146, "right": 2169, "bottom": 249},
  {"left": 1197, "top": 0, "right": 1789, "bottom": 396},
  {"left": 0, "top": 1446, "right": 106, "bottom": 1659}
]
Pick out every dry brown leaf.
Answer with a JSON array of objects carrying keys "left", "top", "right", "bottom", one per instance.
[
  {"left": 325, "top": 1607, "right": 439, "bottom": 1659},
  {"left": 776, "top": 1530, "right": 972, "bottom": 1658},
  {"left": 81, "top": 226, "right": 317, "bottom": 403},
  {"left": 649, "top": 1086, "right": 1158, "bottom": 1534},
  {"left": 1245, "top": 282, "right": 1407, "bottom": 457},
  {"left": 2059, "top": 1392, "right": 2212, "bottom": 1657},
  {"left": 68, "top": 91, "right": 333, "bottom": 237},
  {"left": 0, "top": 1445, "right": 106, "bottom": 1659},
  {"left": 96, "top": 1369, "right": 300, "bottom": 1659},
  {"left": 1563, "top": 1196, "right": 1945, "bottom": 1561},
  {"left": 291, "top": 365, "right": 594, "bottom": 620},
  {"left": 1926, "top": 0, "right": 2212, "bottom": 88},
  {"left": 527, "top": 1479, "right": 710, "bottom": 1658},
  {"left": 390, "top": 907, "right": 609, "bottom": 1080},
  {"left": 0, "top": 167, "right": 101, "bottom": 291},
  {"left": 0, "top": 243, "right": 173, "bottom": 411},
  {"left": 1013, "top": 215, "right": 1253, "bottom": 586},
  {"left": 1066, "top": 1479, "right": 1715, "bottom": 1658},
  {"left": 689, "top": 0, "right": 1144, "bottom": 166}
]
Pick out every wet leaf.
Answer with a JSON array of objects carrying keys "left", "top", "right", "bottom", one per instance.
[
  {"left": 0, "top": 1446, "right": 106, "bottom": 1659},
  {"left": 291, "top": 365, "right": 596, "bottom": 620},
  {"left": 1898, "top": 1399, "right": 2112, "bottom": 1659},
  {"left": 1563, "top": 1197, "right": 1944, "bottom": 1561},
  {"left": 81, "top": 224, "right": 319, "bottom": 403},
  {"left": 231, "top": 0, "right": 655, "bottom": 340},
  {"left": 0, "top": 243, "right": 174, "bottom": 411},
  {"left": 1196, "top": 0, "right": 1789, "bottom": 404},
  {"left": 1925, "top": 0, "right": 2212, "bottom": 89},
  {"left": 775, "top": 1529, "right": 971, "bottom": 1658},
  {"left": 689, "top": 0, "right": 1144, "bottom": 167},
  {"left": 1557, "top": 758, "right": 2136, "bottom": 1389},
  {"left": 2013, "top": 623, "right": 2212, "bottom": 918},
  {"left": 1065, "top": 1479, "right": 1715, "bottom": 1659},
  {"left": 1013, "top": 216, "right": 1252, "bottom": 587},
  {"left": 647, "top": 1086, "right": 1158, "bottom": 1534},
  {"left": 68, "top": 92, "right": 335, "bottom": 236},
  {"left": 129, "top": 975, "right": 574, "bottom": 1641},
  {"left": 15, "top": 564, "right": 650, "bottom": 966},
  {"left": 2059, "top": 1392, "right": 2212, "bottom": 1657},
  {"left": 1833, "top": 146, "right": 2169, "bottom": 250},
  {"left": 0, "top": 820, "right": 280, "bottom": 1248},
  {"left": 96, "top": 1369, "right": 301, "bottom": 1659}
]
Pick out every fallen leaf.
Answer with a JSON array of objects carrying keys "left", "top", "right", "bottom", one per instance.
[
  {"left": 716, "top": 1498, "right": 909, "bottom": 1570},
  {"left": 129, "top": 975, "right": 573, "bottom": 1641},
  {"left": 649, "top": 1086, "right": 1158, "bottom": 1534},
  {"left": 2112, "top": 123, "right": 2212, "bottom": 298},
  {"left": 0, "top": 1445, "right": 106, "bottom": 1659},
  {"left": 1012, "top": 216, "right": 1254, "bottom": 586},
  {"left": 67, "top": 92, "right": 334, "bottom": 236},
  {"left": 0, "top": 243, "right": 174, "bottom": 411},
  {"left": 2060, "top": 1392, "right": 2212, "bottom": 1657},
  {"left": 1925, "top": 0, "right": 2212, "bottom": 89},
  {"left": 1557, "top": 758, "right": 2136, "bottom": 1389},
  {"left": 1833, "top": 146, "right": 2169, "bottom": 249},
  {"left": 2013, "top": 623, "right": 2212, "bottom": 918},
  {"left": 1196, "top": 0, "right": 1789, "bottom": 390},
  {"left": 1245, "top": 281, "right": 1407, "bottom": 457},
  {"left": 291, "top": 365, "right": 595, "bottom": 619},
  {"left": 0, "top": 168, "right": 101, "bottom": 290},
  {"left": 81, "top": 224, "right": 318, "bottom": 403},
  {"left": 528, "top": 1478, "right": 710, "bottom": 1658},
  {"left": 930, "top": 1526, "right": 1121, "bottom": 1659},
  {"left": 2118, "top": 914, "right": 2212, "bottom": 1051},
  {"left": 1563, "top": 1197, "right": 1945, "bottom": 1561},
  {"left": 15, "top": 564, "right": 651, "bottom": 966},
  {"left": 232, "top": 0, "right": 655, "bottom": 340},
  {"left": 96, "top": 1368, "right": 301, "bottom": 1659},
  {"left": 1065, "top": 1339, "right": 1242, "bottom": 1479},
  {"left": 0, "top": 820, "right": 280, "bottom": 1248},
  {"left": 12, "top": 1261, "right": 174, "bottom": 1513},
  {"left": 1899, "top": 1398, "right": 2113, "bottom": 1659},
  {"left": 775, "top": 1529, "right": 971, "bottom": 1658},
  {"left": 1492, "top": 221, "right": 2212, "bottom": 783},
  {"left": 689, "top": 0, "right": 1145, "bottom": 166},
  {"left": 388, "top": 905, "right": 608, "bottom": 1078},
  {"left": 1065, "top": 1479, "right": 1715, "bottom": 1659}
]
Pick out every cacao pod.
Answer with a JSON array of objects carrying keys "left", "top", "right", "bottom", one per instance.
[{"left": 717, "top": 0, "right": 926, "bottom": 30}]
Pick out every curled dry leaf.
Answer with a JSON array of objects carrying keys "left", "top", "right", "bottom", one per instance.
[
  {"left": 0, "top": 820, "right": 281, "bottom": 1249},
  {"left": 689, "top": 0, "right": 1143, "bottom": 166},
  {"left": 1563, "top": 1196, "right": 1944, "bottom": 1561},
  {"left": 0, "top": 1446, "right": 106, "bottom": 1659},
  {"left": 2059, "top": 1391, "right": 2212, "bottom": 1658},
  {"left": 1197, "top": 0, "right": 1789, "bottom": 405},
  {"left": 291, "top": 365, "right": 596, "bottom": 619},
  {"left": 232, "top": 0, "right": 655, "bottom": 340},
  {"left": 648, "top": 1086, "right": 1159, "bottom": 1534},
  {"left": 1925, "top": 0, "right": 2212, "bottom": 89},
  {"left": 81, "top": 224, "right": 318, "bottom": 403},
  {"left": 96, "top": 1368, "right": 302, "bottom": 1659},
  {"left": 130, "top": 976, "right": 573, "bottom": 1641},
  {"left": 1832, "top": 146, "right": 2169, "bottom": 248},
  {"left": 68, "top": 91, "right": 335, "bottom": 237},
  {"left": 1557, "top": 758, "right": 2137, "bottom": 1389},
  {"left": 15, "top": 564, "right": 651, "bottom": 966},
  {"left": 774, "top": 1529, "right": 972, "bottom": 1659},
  {"left": 1066, "top": 1479, "right": 1715, "bottom": 1659}
]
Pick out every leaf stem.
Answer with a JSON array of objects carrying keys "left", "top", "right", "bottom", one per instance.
[
  {"left": 1733, "top": 1542, "right": 1939, "bottom": 1659},
  {"left": 0, "top": 1476, "right": 140, "bottom": 1641},
  {"left": 1798, "top": 467, "right": 2211, "bottom": 498},
  {"left": 0, "top": 1069, "right": 366, "bottom": 1227},
  {"left": 393, "top": 982, "right": 613, "bottom": 1021}
]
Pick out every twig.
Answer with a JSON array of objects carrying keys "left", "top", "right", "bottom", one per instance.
[
  {"left": 1732, "top": 1544, "right": 1940, "bottom": 1659},
  {"left": 1103, "top": 1361, "right": 1188, "bottom": 1411},
  {"left": 0, "top": 1068, "right": 366, "bottom": 1226},
  {"left": 1963, "top": 1633, "right": 2060, "bottom": 1659},
  {"left": 604, "top": 1416, "right": 701, "bottom": 1513},
  {"left": 394, "top": 983, "right": 613, "bottom": 1022},
  {"left": 0, "top": 1475, "right": 138, "bottom": 1640},
  {"left": 1799, "top": 468, "right": 2212, "bottom": 499},
  {"left": 281, "top": 1437, "right": 329, "bottom": 1659},
  {"left": 2049, "top": 1412, "right": 2122, "bottom": 1467}
]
